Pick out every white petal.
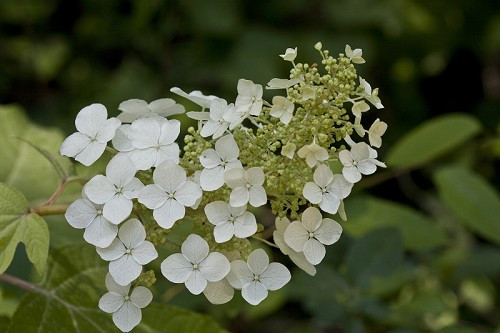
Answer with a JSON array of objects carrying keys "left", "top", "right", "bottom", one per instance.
[
  {"left": 106, "top": 154, "right": 136, "bottom": 188},
  {"left": 75, "top": 103, "right": 108, "bottom": 137},
  {"left": 215, "top": 135, "right": 239, "bottom": 161},
  {"left": 214, "top": 222, "right": 234, "bottom": 243},
  {"left": 109, "top": 254, "right": 143, "bottom": 286},
  {"left": 153, "top": 199, "right": 185, "bottom": 229},
  {"left": 159, "top": 119, "right": 180, "bottom": 145},
  {"left": 127, "top": 148, "right": 157, "bottom": 171},
  {"left": 242, "top": 281, "right": 268, "bottom": 305},
  {"left": 60, "top": 132, "right": 90, "bottom": 158},
  {"left": 96, "top": 117, "right": 121, "bottom": 143},
  {"left": 302, "top": 182, "right": 322, "bottom": 204},
  {"left": 155, "top": 143, "right": 180, "bottom": 166},
  {"left": 97, "top": 238, "right": 126, "bottom": 261},
  {"left": 103, "top": 194, "right": 132, "bottom": 224},
  {"left": 313, "top": 164, "right": 334, "bottom": 188},
  {"left": 233, "top": 212, "right": 257, "bottom": 238},
  {"left": 138, "top": 184, "right": 167, "bottom": 209},
  {"left": 185, "top": 269, "right": 208, "bottom": 295},
  {"left": 113, "top": 125, "right": 134, "bottom": 152},
  {"left": 75, "top": 140, "right": 106, "bottom": 166},
  {"left": 118, "top": 219, "right": 146, "bottom": 248},
  {"left": 181, "top": 234, "right": 209, "bottom": 264},
  {"left": 161, "top": 253, "right": 193, "bottom": 283},
  {"left": 246, "top": 167, "right": 265, "bottom": 185},
  {"left": 357, "top": 160, "right": 377, "bottom": 175},
  {"left": 187, "top": 111, "right": 211, "bottom": 121},
  {"left": 283, "top": 221, "right": 308, "bottom": 252},
  {"left": 99, "top": 292, "right": 124, "bottom": 313},
  {"left": 175, "top": 181, "right": 202, "bottom": 207},
  {"left": 204, "top": 201, "right": 231, "bottom": 226},
  {"left": 226, "top": 260, "right": 253, "bottom": 289},
  {"left": 199, "top": 149, "right": 222, "bottom": 169},
  {"left": 84, "top": 175, "right": 116, "bottom": 204},
  {"left": 149, "top": 98, "right": 185, "bottom": 117},
  {"left": 170, "top": 87, "right": 216, "bottom": 108},
  {"left": 327, "top": 175, "right": 353, "bottom": 199},
  {"left": 122, "top": 178, "right": 144, "bottom": 200},
  {"left": 203, "top": 280, "right": 234, "bottom": 305},
  {"left": 260, "top": 262, "right": 291, "bottom": 291},
  {"left": 105, "top": 273, "right": 130, "bottom": 296},
  {"left": 318, "top": 192, "right": 341, "bottom": 214},
  {"left": 132, "top": 241, "right": 158, "bottom": 265},
  {"left": 200, "top": 120, "right": 220, "bottom": 138},
  {"left": 153, "top": 161, "right": 186, "bottom": 193},
  {"left": 338, "top": 150, "right": 354, "bottom": 166},
  {"left": 112, "top": 301, "right": 141, "bottom": 332},
  {"left": 199, "top": 252, "right": 230, "bottom": 282},
  {"left": 130, "top": 118, "right": 161, "bottom": 149},
  {"left": 229, "top": 187, "right": 249, "bottom": 207},
  {"left": 247, "top": 249, "right": 269, "bottom": 275},
  {"left": 118, "top": 99, "right": 150, "bottom": 117},
  {"left": 301, "top": 207, "right": 322, "bottom": 232},
  {"left": 84, "top": 216, "right": 118, "bottom": 248},
  {"left": 200, "top": 166, "right": 225, "bottom": 191},
  {"left": 65, "top": 199, "right": 97, "bottom": 229},
  {"left": 342, "top": 165, "right": 362, "bottom": 183},
  {"left": 303, "top": 238, "right": 326, "bottom": 265},
  {"left": 248, "top": 185, "right": 267, "bottom": 207},
  {"left": 130, "top": 286, "right": 153, "bottom": 308},
  {"left": 223, "top": 168, "right": 246, "bottom": 188},
  {"left": 351, "top": 142, "right": 371, "bottom": 160},
  {"left": 315, "top": 218, "right": 342, "bottom": 245}
]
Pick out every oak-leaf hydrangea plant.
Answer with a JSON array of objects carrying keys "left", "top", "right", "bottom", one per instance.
[{"left": 61, "top": 42, "right": 388, "bottom": 332}]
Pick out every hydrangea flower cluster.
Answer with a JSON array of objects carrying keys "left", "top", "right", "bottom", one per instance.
[{"left": 61, "top": 43, "right": 387, "bottom": 332}]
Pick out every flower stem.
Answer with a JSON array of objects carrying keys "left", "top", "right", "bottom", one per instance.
[
  {"left": 30, "top": 204, "right": 69, "bottom": 216},
  {"left": 251, "top": 235, "right": 279, "bottom": 248}
]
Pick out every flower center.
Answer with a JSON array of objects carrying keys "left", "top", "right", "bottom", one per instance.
[
  {"left": 321, "top": 187, "right": 327, "bottom": 193},
  {"left": 245, "top": 184, "right": 251, "bottom": 189},
  {"left": 193, "top": 263, "right": 199, "bottom": 270},
  {"left": 253, "top": 274, "right": 259, "bottom": 281},
  {"left": 168, "top": 193, "right": 175, "bottom": 199},
  {"left": 308, "top": 232, "right": 315, "bottom": 239},
  {"left": 221, "top": 161, "right": 227, "bottom": 166},
  {"left": 124, "top": 295, "right": 130, "bottom": 301},
  {"left": 96, "top": 209, "right": 102, "bottom": 215},
  {"left": 125, "top": 248, "right": 132, "bottom": 254}
]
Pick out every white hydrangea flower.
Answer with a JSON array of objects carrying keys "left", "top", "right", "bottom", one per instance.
[
  {"left": 84, "top": 154, "right": 144, "bottom": 224},
  {"left": 359, "top": 77, "right": 384, "bottom": 109},
  {"left": 161, "top": 234, "right": 230, "bottom": 295},
  {"left": 97, "top": 219, "right": 158, "bottom": 286},
  {"left": 223, "top": 167, "right": 267, "bottom": 207},
  {"left": 200, "top": 98, "right": 233, "bottom": 139},
  {"left": 138, "top": 161, "right": 202, "bottom": 228},
  {"left": 203, "top": 279, "right": 234, "bottom": 305},
  {"left": 270, "top": 96, "right": 294, "bottom": 124},
  {"left": 99, "top": 273, "right": 152, "bottom": 333},
  {"left": 345, "top": 44, "right": 365, "bottom": 64},
  {"left": 204, "top": 201, "right": 257, "bottom": 243},
  {"left": 60, "top": 103, "right": 121, "bottom": 166},
  {"left": 273, "top": 216, "right": 316, "bottom": 276},
  {"left": 170, "top": 87, "right": 217, "bottom": 109},
  {"left": 126, "top": 117, "right": 180, "bottom": 170},
  {"left": 352, "top": 100, "right": 370, "bottom": 118},
  {"left": 367, "top": 118, "right": 388, "bottom": 148},
  {"left": 339, "top": 140, "right": 386, "bottom": 183},
  {"left": 297, "top": 138, "right": 329, "bottom": 168},
  {"left": 65, "top": 194, "right": 117, "bottom": 248},
  {"left": 280, "top": 47, "right": 297, "bottom": 62},
  {"left": 235, "top": 79, "right": 263, "bottom": 117},
  {"left": 199, "top": 134, "right": 242, "bottom": 191},
  {"left": 266, "top": 78, "right": 301, "bottom": 90},
  {"left": 303, "top": 164, "right": 353, "bottom": 214},
  {"left": 117, "top": 98, "right": 185, "bottom": 123},
  {"left": 284, "top": 207, "right": 342, "bottom": 265},
  {"left": 226, "top": 249, "right": 291, "bottom": 305},
  {"left": 281, "top": 142, "right": 296, "bottom": 159}
]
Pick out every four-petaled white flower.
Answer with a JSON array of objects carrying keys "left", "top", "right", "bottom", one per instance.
[
  {"left": 99, "top": 273, "right": 152, "bottom": 333},
  {"left": 297, "top": 138, "right": 329, "bottom": 168},
  {"left": 224, "top": 167, "right": 267, "bottom": 207},
  {"left": 281, "top": 142, "right": 297, "bottom": 159},
  {"left": 280, "top": 47, "right": 297, "bottom": 62},
  {"left": 367, "top": 118, "right": 388, "bottom": 148},
  {"left": 270, "top": 96, "right": 294, "bottom": 124},
  {"left": 339, "top": 140, "right": 386, "bottom": 183},
  {"left": 60, "top": 103, "right": 121, "bottom": 166},
  {"left": 126, "top": 117, "right": 180, "bottom": 170},
  {"left": 84, "top": 154, "right": 144, "bottom": 224},
  {"left": 284, "top": 207, "right": 342, "bottom": 265},
  {"left": 161, "top": 234, "right": 230, "bottom": 295},
  {"left": 303, "top": 164, "right": 353, "bottom": 214},
  {"left": 199, "top": 135, "right": 242, "bottom": 191},
  {"left": 352, "top": 100, "right": 370, "bottom": 118},
  {"left": 273, "top": 216, "right": 316, "bottom": 276},
  {"left": 138, "top": 161, "right": 202, "bottom": 228},
  {"left": 65, "top": 194, "right": 117, "bottom": 248},
  {"left": 266, "top": 78, "right": 301, "bottom": 90},
  {"left": 226, "top": 249, "right": 291, "bottom": 305},
  {"left": 345, "top": 44, "right": 365, "bottom": 64},
  {"left": 117, "top": 98, "right": 185, "bottom": 123},
  {"left": 204, "top": 201, "right": 257, "bottom": 243},
  {"left": 97, "top": 219, "right": 158, "bottom": 286},
  {"left": 359, "top": 77, "right": 384, "bottom": 109},
  {"left": 235, "top": 79, "right": 263, "bottom": 117},
  {"left": 200, "top": 98, "right": 233, "bottom": 139}
]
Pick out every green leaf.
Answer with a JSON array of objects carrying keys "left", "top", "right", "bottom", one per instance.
[
  {"left": 344, "top": 196, "right": 448, "bottom": 251},
  {"left": 0, "top": 105, "right": 72, "bottom": 202},
  {"left": 0, "top": 183, "right": 49, "bottom": 275},
  {"left": 386, "top": 113, "right": 481, "bottom": 168},
  {"left": 7, "top": 245, "right": 226, "bottom": 333},
  {"left": 434, "top": 167, "right": 500, "bottom": 244}
]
